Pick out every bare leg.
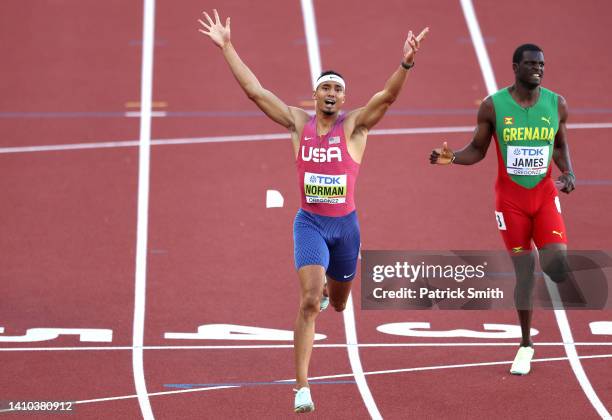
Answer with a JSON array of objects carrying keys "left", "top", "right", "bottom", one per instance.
[
  {"left": 517, "top": 309, "right": 533, "bottom": 347},
  {"left": 539, "top": 243, "right": 585, "bottom": 307},
  {"left": 294, "top": 265, "right": 325, "bottom": 389},
  {"left": 511, "top": 250, "right": 537, "bottom": 347},
  {"left": 326, "top": 275, "right": 353, "bottom": 312}
]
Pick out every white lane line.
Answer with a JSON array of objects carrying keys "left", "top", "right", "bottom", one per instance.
[
  {"left": 343, "top": 295, "right": 383, "bottom": 419},
  {"left": 76, "top": 385, "right": 239, "bottom": 405},
  {"left": 461, "top": 0, "right": 610, "bottom": 416},
  {"left": 1, "top": 341, "right": 611, "bottom": 351},
  {"left": 566, "top": 122, "right": 612, "bottom": 130},
  {"left": 459, "top": 0, "right": 497, "bottom": 94},
  {"left": 1, "top": 123, "right": 612, "bottom": 154},
  {"left": 300, "top": 0, "right": 322, "bottom": 88},
  {"left": 300, "top": 0, "right": 381, "bottom": 416},
  {"left": 304, "top": 353, "right": 612, "bottom": 381},
  {"left": 0, "top": 140, "right": 140, "bottom": 154},
  {"left": 132, "top": 0, "right": 156, "bottom": 419},
  {"left": 3, "top": 352, "right": 604, "bottom": 411},
  {"left": 544, "top": 276, "right": 611, "bottom": 419}
]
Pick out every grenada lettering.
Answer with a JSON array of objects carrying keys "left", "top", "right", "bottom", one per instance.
[{"left": 502, "top": 126, "right": 555, "bottom": 142}]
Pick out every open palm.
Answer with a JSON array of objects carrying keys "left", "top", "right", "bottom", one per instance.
[{"left": 198, "top": 9, "right": 230, "bottom": 48}]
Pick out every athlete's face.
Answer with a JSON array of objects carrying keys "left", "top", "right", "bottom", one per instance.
[
  {"left": 313, "top": 82, "right": 345, "bottom": 115},
  {"left": 514, "top": 50, "right": 545, "bottom": 89}
]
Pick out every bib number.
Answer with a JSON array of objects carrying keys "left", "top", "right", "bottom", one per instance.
[
  {"left": 304, "top": 172, "right": 347, "bottom": 204},
  {"left": 506, "top": 146, "right": 549, "bottom": 176}
]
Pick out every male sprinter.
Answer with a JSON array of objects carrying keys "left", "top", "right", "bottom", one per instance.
[
  {"left": 430, "top": 44, "right": 575, "bottom": 375},
  {"left": 199, "top": 9, "right": 428, "bottom": 412}
]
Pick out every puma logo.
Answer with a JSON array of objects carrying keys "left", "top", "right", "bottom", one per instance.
[
  {"left": 552, "top": 230, "right": 563, "bottom": 238},
  {"left": 541, "top": 116, "right": 551, "bottom": 125}
]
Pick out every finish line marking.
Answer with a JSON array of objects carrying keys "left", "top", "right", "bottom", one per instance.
[
  {"left": 0, "top": 352, "right": 604, "bottom": 410},
  {"left": 1, "top": 341, "right": 611, "bottom": 352}
]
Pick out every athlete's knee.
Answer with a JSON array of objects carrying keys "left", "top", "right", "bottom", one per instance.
[
  {"left": 300, "top": 292, "right": 321, "bottom": 316},
  {"left": 330, "top": 299, "right": 346, "bottom": 312},
  {"left": 541, "top": 251, "right": 571, "bottom": 283}
]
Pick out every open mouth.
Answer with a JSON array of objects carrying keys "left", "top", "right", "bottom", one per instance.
[{"left": 324, "top": 99, "right": 336, "bottom": 106}]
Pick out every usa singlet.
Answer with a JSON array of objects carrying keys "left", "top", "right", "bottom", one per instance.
[
  {"left": 293, "top": 114, "right": 361, "bottom": 281},
  {"left": 296, "top": 114, "right": 360, "bottom": 217}
]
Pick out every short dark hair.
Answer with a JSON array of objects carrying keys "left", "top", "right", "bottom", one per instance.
[
  {"left": 512, "top": 44, "right": 543, "bottom": 64},
  {"left": 318, "top": 70, "right": 344, "bottom": 80}
]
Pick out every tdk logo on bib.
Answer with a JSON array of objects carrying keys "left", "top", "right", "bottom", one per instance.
[
  {"left": 301, "top": 146, "right": 342, "bottom": 162},
  {"left": 506, "top": 146, "right": 549, "bottom": 175},
  {"left": 513, "top": 148, "right": 544, "bottom": 156},
  {"left": 309, "top": 174, "right": 341, "bottom": 184}
]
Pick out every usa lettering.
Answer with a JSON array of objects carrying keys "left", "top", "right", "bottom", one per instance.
[{"left": 301, "top": 146, "right": 342, "bottom": 162}]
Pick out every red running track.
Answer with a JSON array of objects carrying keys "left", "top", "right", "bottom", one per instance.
[{"left": 1, "top": 0, "right": 611, "bottom": 418}]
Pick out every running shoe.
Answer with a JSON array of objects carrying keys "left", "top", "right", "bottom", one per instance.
[
  {"left": 320, "top": 282, "right": 329, "bottom": 311},
  {"left": 320, "top": 295, "right": 329, "bottom": 311},
  {"left": 294, "top": 387, "right": 315, "bottom": 413},
  {"left": 510, "top": 346, "right": 535, "bottom": 375}
]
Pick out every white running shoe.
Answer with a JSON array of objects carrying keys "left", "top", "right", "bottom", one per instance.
[
  {"left": 320, "top": 295, "right": 329, "bottom": 311},
  {"left": 294, "top": 387, "right": 315, "bottom": 413},
  {"left": 320, "top": 281, "right": 329, "bottom": 311},
  {"left": 510, "top": 346, "right": 535, "bottom": 375}
]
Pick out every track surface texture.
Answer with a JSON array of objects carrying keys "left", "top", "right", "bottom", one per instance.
[{"left": 1, "top": 0, "right": 610, "bottom": 419}]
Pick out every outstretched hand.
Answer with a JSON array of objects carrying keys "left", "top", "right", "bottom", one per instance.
[
  {"left": 198, "top": 9, "right": 231, "bottom": 49},
  {"left": 403, "top": 27, "right": 429, "bottom": 65},
  {"left": 430, "top": 141, "right": 454, "bottom": 164}
]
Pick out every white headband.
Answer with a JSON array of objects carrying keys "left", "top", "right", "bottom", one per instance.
[{"left": 314, "top": 74, "right": 346, "bottom": 91}]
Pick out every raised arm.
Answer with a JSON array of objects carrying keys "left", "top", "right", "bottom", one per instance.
[
  {"left": 552, "top": 96, "right": 575, "bottom": 193},
  {"left": 430, "top": 97, "right": 495, "bottom": 165},
  {"left": 347, "top": 28, "right": 429, "bottom": 133},
  {"left": 198, "top": 10, "right": 308, "bottom": 132}
]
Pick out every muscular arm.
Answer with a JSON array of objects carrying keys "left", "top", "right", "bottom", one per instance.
[
  {"left": 347, "top": 28, "right": 428, "bottom": 134},
  {"left": 430, "top": 97, "right": 495, "bottom": 165},
  {"left": 199, "top": 10, "right": 308, "bottom": 132},
  {"left": 349, "top": 65, "right": 412, "bottom": 132},
  {"left": 553, "top": 96, "right": 576, "bottom": 193},
  {"left": 220, "top": 42, "right": 307, "bottom": 130},
  {"left": 454, "top": 98, "right": 495, "bottom": 164}
]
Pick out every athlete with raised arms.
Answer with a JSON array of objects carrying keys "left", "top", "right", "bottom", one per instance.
[
  {"left": 430, "top": 44, "right": 576, "bottom": 375},
  {"left": 199, "top": 9, "right": 428, "bottom": 413}
]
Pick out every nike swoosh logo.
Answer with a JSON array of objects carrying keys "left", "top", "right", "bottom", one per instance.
[
  {"left": 305, "top": 137, "right": 313, "bottom": 141},
  {"left": 343, "top": 273, "right": 355, "bottom": 279}
]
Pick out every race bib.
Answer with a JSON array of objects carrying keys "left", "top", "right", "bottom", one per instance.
[
  {"left": 506, "top": 146, "right": 549, "bottom": 176},
  {"left": 304, "top": 172, "right": 347, "bottom": 204}
]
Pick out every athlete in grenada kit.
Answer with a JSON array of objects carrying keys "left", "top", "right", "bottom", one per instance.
[
  {"left": 198, "top": 9, "right": 428, "bottom": 413},
  {"left": 430, "top": 44, "right": 576, "bottom": 375}
]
